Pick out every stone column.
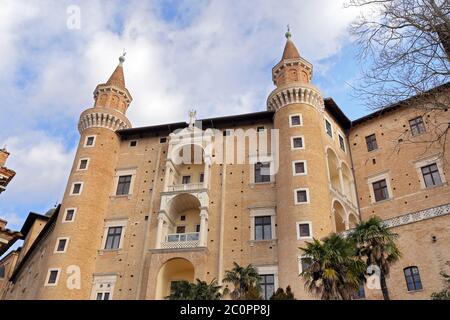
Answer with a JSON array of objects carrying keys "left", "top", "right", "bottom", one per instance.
[
  {"left": 163, "top": 161, "right": 172, "bottom": 191},
  {"left": 199, "top": 208, "right": 209, "bottom": 247},
  {"left": 203, "top": 158, "right": 211, "bottom": 189}
]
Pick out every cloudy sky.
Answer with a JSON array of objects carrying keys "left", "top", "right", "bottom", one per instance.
[{"left": 0, "top": 0, "right": 370, "bottom": 231}]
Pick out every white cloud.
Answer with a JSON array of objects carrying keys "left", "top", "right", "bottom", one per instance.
[{"left": 0, "top": 0, "right": 364, "bottom": 226}]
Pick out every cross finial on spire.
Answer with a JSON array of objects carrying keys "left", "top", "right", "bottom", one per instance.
[
  {"left": 188, "top": 110, "right": 197, "bottom": 128},
  {"left": 285, "top": 24, "right": 292, "bottom": 39}
]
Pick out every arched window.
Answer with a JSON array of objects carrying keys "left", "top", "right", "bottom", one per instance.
[{"left": 404, "top": 266, "right": 423, "bottom": 291}]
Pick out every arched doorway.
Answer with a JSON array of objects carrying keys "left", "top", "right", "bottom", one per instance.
[{"left": 155, "top": 258, "right": 195, "bottom": 299}]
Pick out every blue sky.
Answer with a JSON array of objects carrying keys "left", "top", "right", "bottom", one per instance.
[{"left": 0, "top": 0, "right": 370, "bottom": 236}]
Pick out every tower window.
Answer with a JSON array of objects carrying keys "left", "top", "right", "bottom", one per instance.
[
  {"left": 296, "top": 222, "right": 312, "bottom": 239},
  {"left": 54, "top": 238, "right": 68, "bottom": 253},
  {"left": 254, "top": 216, "right": 272, "bottom": 240},
  {"left": 404, "top": 266, "right": 423, "bottom": 291},
  {"left": 78, "top": 159, "right": 89, "bottom": 170},
  {"left": 260, "top": 274, "right": 275, "bottom": 300},
  {"left": 45, "top": 269, "right": 60, "bottom": 286},
  {"left": 129, "top": 140, "right": 137, "bottom": 147},
  {"left": 116, "top": 175, "right": 132, "bottom": 195},
  {"left": 84, "top": 136, "right": 96, "bottom": 147},
  {"left": 104, "top": 227, "right": 123, "bottom": 250},
  {"left": 71, "top": 183, "right": 83, "bottom": 195},
  {"left": 421, "top": 163, "right": 442, "bottom": 187},
  {"left": 0, "top": 265, "right": 5, "bottom": 278},
  {"left": 290, "top": 114, "right": 302, "bottom": 127},
  {"left": 199, "top": 173, "right": 204, "bottom": 183},
  {"left": 293, "top": 160, "right": 307, "bottom": 175},
  {"left": 64, "top": 209, "right": 75, "bottom": 222},
  {"left": 294, "top": 188, "right": 309, "bottom": 204},
  {"left": 339, "top": 134, "right": 346, "bottom": 152},
  {"left": 365, "top": 134, "right": 378, "bottom": 152},
  {"left": 291, "top": 136, "right": 304, "bottom": 149},
  {"left": 409, "top": 117, "right": 426, "bottom": 136},
  {"left": 254, "top": 162, "right": 271, "bottom": 183},
  {"left": 325, "top": 120, "right": 333, "bottom": 137},
  {"left": 372, "top": 179, "right": 389, "bottom": 202},
  {"left": 160, "top": 137, "right": 167, "bottom": 143}
]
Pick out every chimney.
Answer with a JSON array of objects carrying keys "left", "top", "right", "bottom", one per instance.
[{"left": 0, "top": 148, "right": 10, "bottom": 167}]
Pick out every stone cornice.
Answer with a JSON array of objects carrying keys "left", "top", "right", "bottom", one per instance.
[
  {"left": 78, "top": 110, "right": 131, "bottom": 133},
  {"left": 267, "top": 83, "right": 324, "bottom": 112}
]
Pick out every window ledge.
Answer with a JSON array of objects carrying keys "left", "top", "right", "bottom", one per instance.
[
  {"left": 407, "top": 289, "right": 424, "bottom": 294},
  {"left": 371, "top": 198, "right": 392, "bottom": 205},
  {"left": 249, "top": 239, "right": 277, "bottom": 246},
  {"left": 98, "top": 249, "right": 123, "bottom": 255},
  {"left": 109, "top": 194, "right": 132, "bottom": 200},
  {"left": 249, "top": 182, "right": 275, "bottom": 188}
]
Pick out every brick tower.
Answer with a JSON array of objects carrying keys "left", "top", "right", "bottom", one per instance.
[
  {"left": 37, "top": 55, "right": 132, "bottom": 299},
  {"left": 268, "top": 30, "right": 359, "bottom": 298}
]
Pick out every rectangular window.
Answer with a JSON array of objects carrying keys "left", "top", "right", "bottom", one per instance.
[
  {"left": 182, "top": 176, "right": 191, "bottom": 184},
  {"left": 85, "top": 136, "right": 95, "bottom": 147},
  {"left": 46, "top": 269, "right": 59, "bottom": 285},
  {"left": 404, "top": 267, "right": 423, "bottom": 291},
  {"left": 55, "top": 238, "right": 68, "bottom": 253},
  {"left": 292, "top": 137, "right": 304, "bottom": 149},
  {"left": 372, "top": 179, "right": 389, "bottom": 202},
  {"left": 71, "top": 183, "right": 82, "bottom": 195},
  {"left": 293, "top": 161, "right": 306, "bottom": 175},
  {"left": 254, "top": 216, "right": 272, "bottom": 240},
  {"left": 104, "top": 226, "right": 123, "bottom": 250},
  {"left": 254, "top": 162, "right": 271, "bottom": 183},
  {"left": 199, "top": 173, "right": 204, "bottom": 183},
  {"left": 0, "top": 266, "right": 6, "bottom": 278},
  {"left": 409, "top": 117, "right": 426, "bottom": 136},
  {"left": 260, "top": 274, "right": 275, "bottom": 300},
  {"left": 365, "top": 134, "right": 378, "bottom": 152},
  {"left": 78, "top": 159, "right": 88, "bottom": 170},
  {"left": 295, "top": 189, "right": 309, "bottom": 204},
  {"left": 299, "top": 257, "right": 312, "bottom": 274},
  {"left": 129, "top": 140, "right": 137, "bottom": 147},
  {"left": 325, "top": 120, "right": 332, "bottom": 137},
  {"left": 64, "top": 209, "right": 75, "bottom": 222},
  {"left": 176, "top": 226, "right": 186, "bottom": 234},
  {"left": 421, "top": 163, "right": 442, "bottom": 187},
  {"left": 196, "top": 224, "right": 201, "bottom": 233},
  {"left": 290, "top": 114, "right": 302, "bottom": 127},
  {"left": 96, "top": 292, "right": 111, "bottom": 300},
  {"left": 297, "top": 222, "right": 311, "bottom": 239},
  {"left": 160, "top": 137, "right": 167, "bottom": 143},
  {"left": 116, "top": 175, "right": 132, "bottom": 195},
  {"left": 339, "top": 135, "right": 345, "bottom": 152}
]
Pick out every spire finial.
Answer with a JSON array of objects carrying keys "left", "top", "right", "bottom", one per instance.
[
  {"left": 119, "top": 49, "right": 126, "bottom": 65},
  {"left": 285, "top": 24, "right": 292, "bottom": 39}
]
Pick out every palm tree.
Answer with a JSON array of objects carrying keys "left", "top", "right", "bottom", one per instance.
[
  {"left": 167, "top": 279, "right": 222, "bottom": 300},
  {"left": 223, "top": 262, "right": 262, "bottom": 300},
  {"left": 270, "top": 286, "right": 296, "bottom": 300},
  {"left": 349, "top": 216, "right": 401, "bottom": 300},
  {"left": 300, "top": 233, "right": 366, "bottom": 300}
]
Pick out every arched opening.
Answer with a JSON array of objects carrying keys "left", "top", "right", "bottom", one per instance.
[
  {"left": 155, "top": 258, "right": 195, "bottom": 299},
  {"left": 341, "top": 163, "right": 354, "bottom": 202},
  {"left": 327, "top": 148, "right": 341, "bottom": 192},
  {"left": 348, "top": 213, "right": 359, "bottom": 229},
  {"left": 162, "top": 194, "right": 201, "bottom": 248},
  {"left": 332, "top": 200, "right": 346, "bottom": 232},
  {"left": 168, "top": 144, "right": 206, "bottom": 190}
]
